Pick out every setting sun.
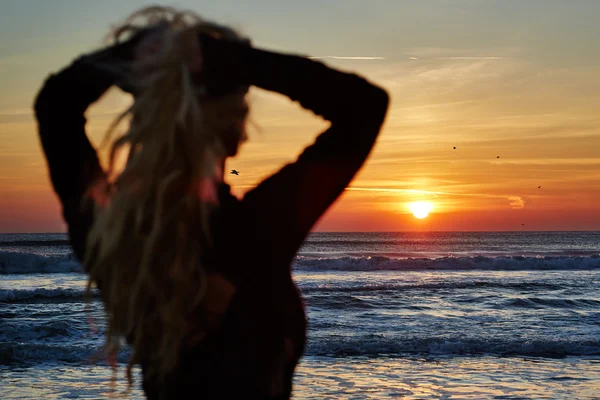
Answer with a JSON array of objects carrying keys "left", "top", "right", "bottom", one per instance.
[{"left": 409, "top": 202, "right": 433, "bottom": 219}]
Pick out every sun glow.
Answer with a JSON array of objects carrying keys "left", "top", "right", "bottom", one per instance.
[{"left": 409, "top": 201, "right": 433, "bottom": 219}]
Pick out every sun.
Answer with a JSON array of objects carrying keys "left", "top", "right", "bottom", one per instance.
[{"left": 409, "top": 201, "right": 433, "bottom": 219}]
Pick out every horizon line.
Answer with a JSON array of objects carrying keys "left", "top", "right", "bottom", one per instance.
[{"left": 2, "top": 230, "right": 599, "bottom": 234}]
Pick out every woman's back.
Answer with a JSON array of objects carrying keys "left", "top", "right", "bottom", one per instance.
[
  {"left": 34, "top": 6, "right": 388, "bottom": 399},
  {"left": 141, "top": 183, "right": 307, "bottom": 398}
]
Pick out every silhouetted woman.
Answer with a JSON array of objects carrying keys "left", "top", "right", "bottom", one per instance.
[{"left": 34, "top": 6, "right": 388, "bottom": 399}]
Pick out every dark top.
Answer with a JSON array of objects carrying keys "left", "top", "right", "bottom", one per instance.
[{"left": 34, "top": 38, "right": 389, "bottom": 399}]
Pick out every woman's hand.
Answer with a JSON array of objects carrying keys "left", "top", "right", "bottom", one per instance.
[
  {"left": 195, "top": 33, "right": 251, "bottom": 97},
  {"left": 118, "top": 27, "right": 205, "bottom": 94},
  {"left": 77, "top": 27, "right": 251, "bottom": 97},
  {"left": 76, "top": 28, "right": 155, "bottom": 95}
]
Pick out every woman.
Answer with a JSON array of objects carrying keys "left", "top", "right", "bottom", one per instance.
[{"left": 34, "top": 6, "right": 388, "bottom": 399}]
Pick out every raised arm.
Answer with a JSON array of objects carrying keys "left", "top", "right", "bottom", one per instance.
[
  {"left": 201, "top": 37, "right": 389, "bottom": 263},
  {"left": 33, "top": 40, "right": 138, "bottom": 259}
]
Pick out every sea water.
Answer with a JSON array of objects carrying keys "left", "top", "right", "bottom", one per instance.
[{"left": 1, "top": 232, "right": 600, "bottom": 399}]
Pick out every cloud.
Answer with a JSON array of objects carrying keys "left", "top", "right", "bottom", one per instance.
[
  {"left": 438, "top": 57, "right": 514, "bottom": 60},
  {"left": 308, "top": 56, "right": 385, "bottom": 60},
  {"left": 402, "top": 46, "right": 523, "bottom": 59},
  {"left": 491, "top": 158, "right": 600, "bottom": 166},
  {"left": 346, "top": 187, "right": 440, "bottom": 195},
  {"left": 233, "top": 185, "right": 535, "bottom": 212},
  {"left": 508, "top": 196, "right": 525, "bottom": 209},
  {"left": 345, "top": 187, "right": 511, "bottom": 201},
  {"left": 0, "top": 108, "right": 32, "bottom": 116},
  {"left": 367, "top": 55, "right": 520, "bottom": 94}
]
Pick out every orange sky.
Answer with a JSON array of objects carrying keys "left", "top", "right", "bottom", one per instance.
[{"left": 1, "top": 1, "right": 599, "bottom": 232}]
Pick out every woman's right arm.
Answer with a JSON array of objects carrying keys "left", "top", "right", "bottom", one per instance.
[
  {"left": 34, "top": 37, "right": 142, "bottom": 260},
  {"left": 201, "top": 37, "right": 389, "bottom": 265},
  {"left": 34, "top": 61, "right": 111, "bottom": 259}
]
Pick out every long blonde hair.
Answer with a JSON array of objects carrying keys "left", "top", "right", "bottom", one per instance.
[{"left": 83, "top": 6, "right": 249, "bottom": 385}]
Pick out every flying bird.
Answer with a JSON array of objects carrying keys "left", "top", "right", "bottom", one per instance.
[
  {"left": 230, "top": 170, "right": 239, "bottom": 175},
  {"left": 496, "top": 156, "right": 500, "bottom": 159},
  {"left": 538, "top": 186, "right": 541, "bottom": 189},
  {"left": 453, "top": 146, "right": 456, "bottom": 150}
]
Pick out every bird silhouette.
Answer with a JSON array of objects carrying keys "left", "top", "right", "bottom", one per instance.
[
  {"left": 453, "top": 146, "right": 456, "bottom": 150},
  {"left": 538, "top": 186, "right": 541, "bottom": 189},
  {"left": 230, "top": 170, "right": 239, "bottom": 175},
  {"left": 496, "top": 156, "right": 500, "bottom": 159}
]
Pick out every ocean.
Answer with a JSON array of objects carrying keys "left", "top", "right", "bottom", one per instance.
[{"left": 1, "top": 232, "right": 599, "bottom": 399}]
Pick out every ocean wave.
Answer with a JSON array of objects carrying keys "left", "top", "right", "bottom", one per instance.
[
  {"left": 4, "top": 249, "right": 600, "bottom": 275},
  {"left": 0, "top": 288, "right": 97, "bottom": 302},
  {"left": 500, "top": 297, "right": 600, "bottom": 310},
  {"left": 0, "top": 251, "right": 81, "bottom": 274},
  {"left": 0, "top": 240, "right": 70, "bottom": 247},
  {"left": 0, "top": 343, "right": 131, "bottom": 364},
  {"left": 307, "top": 336, "right": 600, "bottom": 357},
  {"left": 294, "top": 255, "right": 600, "bottom": 271},
  {"left": 1, "top": 281, "right": 563, "bottom": 304},
  {"left": 307, "top": 294, "right": 379, "bottom": 310},
  {"left": 0, "top": 319, "right": 87, "bottom": 342},
  {"left": 301, "top": 281, "right": 563, "bottom": 294},
  {"left": 303, "top": 291, "right": 600, "bottom": 312},
  {"left": 2, "top": 336, "right": 598, "bottom": 365}
]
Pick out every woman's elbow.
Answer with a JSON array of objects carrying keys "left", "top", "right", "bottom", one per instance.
[
  {"left": 33, "top": 75, "right": 56, "bottom": 122},
  {"left": 367, "top": 84, "right": 390, "bottom": 125},
  {"left": 350, "top": 75, "right": 389, "bottom": 126}
]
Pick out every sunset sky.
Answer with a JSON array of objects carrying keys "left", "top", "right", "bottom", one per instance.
[{"left": 1, "top": 0, "right": 599, "bottom": 232}]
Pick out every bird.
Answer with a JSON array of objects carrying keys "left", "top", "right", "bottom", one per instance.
[
  {"left": 538, "top": 186, "right": 541, "bottom": 189},
  {"left": 521, "top": 223, "right": 525, "bottom": 226},
  {"left": 496, "top": 156, "right": 500, "bottom": 159},
  {"left": 230, "top": 170, "right": 239, "bottom": 175},
  {"left": 453, "top": 146, "right": 456, "bottom": 150}
]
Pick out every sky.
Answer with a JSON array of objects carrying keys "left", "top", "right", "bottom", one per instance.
[{"left": 1, "top": 0, "right": 599, "bottom": 232}]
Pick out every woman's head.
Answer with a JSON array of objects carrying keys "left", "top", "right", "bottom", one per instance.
[
  {"left": 115, "top": 6, "right": 251, "bottom": 160},
  {"left": 83, "top": 6, "right": 249, "bottom": 386}
]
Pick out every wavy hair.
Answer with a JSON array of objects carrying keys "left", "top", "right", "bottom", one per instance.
[{"left": 83, "top": 6, "right": 249, "bottom": 386}]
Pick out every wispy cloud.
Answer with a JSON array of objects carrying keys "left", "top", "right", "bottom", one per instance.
[
  {"left": 508, "top": 196, "right": 525, "bottom": 209},
  {"left": 343, "top": 188, "right": 536, "bottom": 212},
  {"left": 490, "top": 158, "right": 600, "bottom": 166},
  {"left": 438, "top": 57, "right": 514, "bottom": 60},
  {"left": 402, "top": 46, "right": 523, "bottom": 59},
  {"left": 345, "top": 187, "right": 518, "bottom": 201},
  {"left": 308, "top": 56, "right": 385, "bottom": 60},
  {"left": 346, "top": 187, "right": 442, "bottom": 195},
  {"left": 0, "top": 108, "right": 32, "bottom": 116},
  {"left": 367, "top": 55, "right": 520, "bottom": 93}
]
